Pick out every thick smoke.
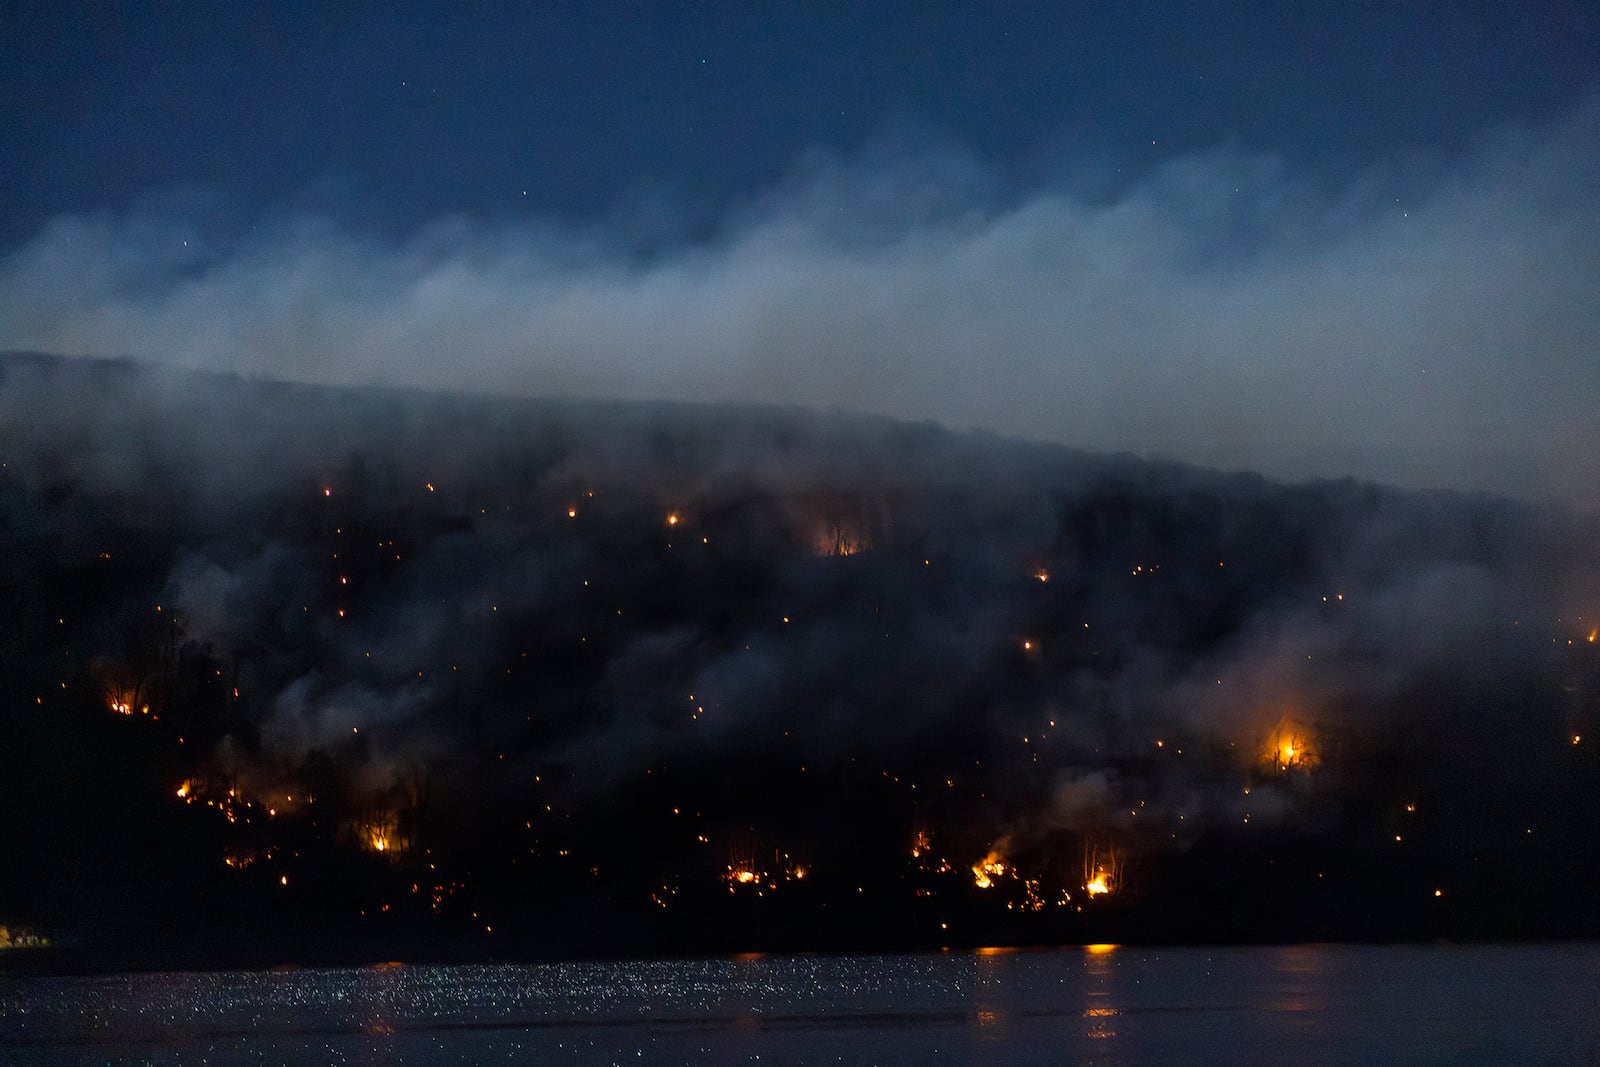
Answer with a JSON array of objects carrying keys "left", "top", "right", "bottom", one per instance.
[
  {"left": 4, "top": 353, "right": 1597, "bottom": 874},
  {"left": 2, "top": 98, "right": 1598, "bottom": 504}
]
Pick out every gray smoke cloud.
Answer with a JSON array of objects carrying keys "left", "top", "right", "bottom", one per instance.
[{"left": 3, "top": 99, "right": 1597, "bottom": 504}]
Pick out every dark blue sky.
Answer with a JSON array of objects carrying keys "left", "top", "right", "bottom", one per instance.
[
  {"left": 5, "top": 2, "right": 1593, "bottom": 239},
  {"left": 3, "top": 3, "right": 1598, "bottom": 502}
]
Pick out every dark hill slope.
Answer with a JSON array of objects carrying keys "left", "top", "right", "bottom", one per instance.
[{"left": 2, "top": 351, "right": 1597, "bottom": 969}]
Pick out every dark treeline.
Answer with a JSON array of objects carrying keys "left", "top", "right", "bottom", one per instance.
[{"left": 2, "top": 351, "right": 1598, "bottom": 971}]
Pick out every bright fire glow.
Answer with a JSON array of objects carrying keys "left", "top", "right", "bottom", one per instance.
[
  {"left": 1264, "top": 718, "right": 1317, "bottom": 773},
  {"left": 1082, "top": 838, "right": 1122, "bottom": 899},
  {"left": 106, "top": 688, "right": 146, "bottom": 716},
  {"left": 972, "top": 851, "right": 1005, "bottom": 890},
  {"left": 360, "top": 814, "right": 401, "bottom": 856},
  {"left": 724, "top": 862, "right": 765, "bottom": 890},
  {"left": 665, "top": 512, "right": 681, "bottom": 526}
]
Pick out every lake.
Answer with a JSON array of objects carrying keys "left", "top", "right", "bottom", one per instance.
[{"left": 3, "top": 943, "right": 1598, "bottom": 1065}]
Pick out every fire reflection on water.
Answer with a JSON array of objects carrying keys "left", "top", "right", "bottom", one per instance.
[
  {"left": 1083, "top": 943, "right": 1120, "bottom": 1041},
  {"left": 1269, "top": 945, "right": 1333, "bottom": 1019}
]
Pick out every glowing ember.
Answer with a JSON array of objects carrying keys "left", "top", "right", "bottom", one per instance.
[
  {"left": 223, "top": 847, "right": 267, "bottom": 870},
  {"left": 911, "top": 829, "right": 931, "bottom": 859},
  {"left": 665, "top": 512, "right": 681, "bottom": 526},
  {"left": 1085, "top": 872, "right": 1111, "bottom": 896},
  {"left": 1034, "top": 570, "right": 1050, "bottom": 583}
]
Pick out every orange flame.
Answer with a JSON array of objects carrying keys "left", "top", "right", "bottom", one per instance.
[{"left": 972, "top": 851, "right": 1005, "bottom": 890}]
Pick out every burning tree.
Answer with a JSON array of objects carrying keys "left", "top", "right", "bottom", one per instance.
[
  {"left": 1082, "top": 836, "right": 1123, "bottom": 899},
  {"left": 355, "top": 811, "right": 408, "bottom": 857},
  {"left": 818, "top": 523, "right": 868, "bottom": 557},
  {"left": 102, "top": 678, "right": 150, "bottom": 717},
  {"left": 1264, "top": 717, "right": 1319, "bottom": 776}
]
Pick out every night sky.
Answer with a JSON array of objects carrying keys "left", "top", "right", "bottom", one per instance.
[{"left": 3, "top": 3, "right": 1598, "bottom": 497}]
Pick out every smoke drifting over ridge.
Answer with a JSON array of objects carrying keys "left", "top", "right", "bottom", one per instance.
[
  {"left": 4, "top": 351, "right": 1600, "bottom": 959},
  {"left": 4, "top": 99, "right": 1598, "bottom": 504}
]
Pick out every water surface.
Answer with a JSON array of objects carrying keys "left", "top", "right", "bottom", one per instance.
[{"left": 3, "top": 943, "right": 1597, "bottom": 1065}]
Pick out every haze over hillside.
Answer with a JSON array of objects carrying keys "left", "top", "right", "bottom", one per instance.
[
  {"left": 2, "top": 351, "right": 1598, "bottom": 967},
  {"left": 6, "top": 94, "right": 1599, "bottom": 506}
]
